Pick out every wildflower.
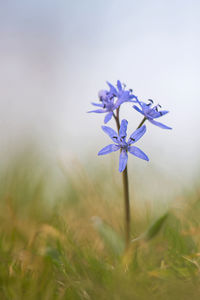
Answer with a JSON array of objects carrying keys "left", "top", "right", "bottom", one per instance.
[
  {"left": 133, "top": 99, "right": 172, "bottom": 129},
  {"left": 88, "top": 88, "right": 117, "bottom": 124},
  {"left": 88, "top": 81, "right": 137, "bottom": 124},
  {"left": 98, "top": 119, "right": 149, "bottom": 172},
  {"left": 107, "top": 80, "right": 137, "bottom": 107}
]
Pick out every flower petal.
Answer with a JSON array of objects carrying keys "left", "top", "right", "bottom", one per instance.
[
  {"left": 128, "top": 146, "right": 149, "bottom": 161},
  {"left": 119, "top": 119, "right": 128, "bottom": 139},
  {"left": 102, "top": 126, "right": 119, "bottom": 143},
  {"left": 148, "top": 119, "right": 172, "bottom": 129},
  {"left": 91, "top": 102, "right": 104, "bottom": 107},
  {"left": 133, "top": 105, "right": 144, "bottom": 115},
  {"left": 106, "top": 81, "right": 117, "bottom": 96},
  {"left": 152, "top": 110, "right": 169, "bottom": 119},
  {"left": 128, "top": 125, "right": 147, "bottom": 144},
  {"left": 137, "top": 100, "right": 148, "bottom": 108},
  {"left": 119, "top": 150, "right": 128, "bottom": 172},
  {"left": 148, "top": 110, "right": 169, "bottom": 119},
  {"left": 98, "top": 144, "right": 120, "bottom": 156},
  {"left": 87, "top": 109, "right": 106, "bottom": 113},
  {"left": 98, "top": 90, "right": 108, "bottom": 101},
  {"left": 104, "top": 112, "right": 113, "bottom": 124},
  {"left": 117, "top": 80, "right": 122, "bottom": 91}
]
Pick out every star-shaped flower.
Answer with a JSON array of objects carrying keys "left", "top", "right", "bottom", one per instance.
[
  {"left": 98, "top": 119, "right": 149, "bottom": 172},
  {"left": 107, "top": 80, "right": 137, "bottom": 107},
  {"left": 133, "top": 99, "right": 172, "bottom": 129},
  {"left": 88, "top": 85, "right": 118, "bottom": 124},
  {"left": 88, "top": 81, "right": 137, "bottom": 124}
]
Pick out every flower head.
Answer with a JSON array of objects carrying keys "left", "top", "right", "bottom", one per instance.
[
  {"left": 98, "top": 119, "right": 149, "bottom": 172},
  {"left": 88, "top": 80, "right": 137, "bottom": 124},
  {"left": 133, "top": 99, "right": 172, "bottom": 129},
  {"left": 107, "top": 80, "right": 137, "bottom": 107}
]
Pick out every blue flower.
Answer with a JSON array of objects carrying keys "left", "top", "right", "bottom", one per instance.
[
  {"left": 98, "top": 119, "right": 149, "bottom": 172},
  {"left": 88, "top": 81, "right": 137, "bottom": 124},
  {"left": 133, "top": 99, "right": 172, "bottom": 129},
  {"left": 107, "top": 80, "right": 137, "bottom": 107},
  {"left": 88, "top": 88, "right": 118, "bottom": 124}
]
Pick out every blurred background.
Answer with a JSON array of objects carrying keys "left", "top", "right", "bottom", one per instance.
[{"left": 0, "top": 0, "right": 199, "bottom": 196}]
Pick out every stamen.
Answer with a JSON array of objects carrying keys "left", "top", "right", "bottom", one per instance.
[
  {"left": 130, "top": 138, "right": 135, "bottom": 141},
  {"left": 155, "top": 104, "right": 161, "bottom": 111},
  {"left": 148, "top": 99, "right": 154, "bottom": 103}
]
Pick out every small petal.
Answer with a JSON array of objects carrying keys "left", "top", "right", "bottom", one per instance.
[
  {"left": 91, "top": 102, "right": 104, "bottom": 107},
  {"left": 128, "top": 146, "right": 149, "bottom": 161},
  {"left": 117, "top": 80, "right": 122, "bottom": 91},
  {"left": 119, "top": 150, "right": 128, "bottom": 172},
  {"left": 133, "top": 105, "right": 144, "bottom": 115},
  {"left": 98, "top": 90, "right": 108, "bottom": 101},
  {"left": 131, "top": 94, "right": 138, "bottom": 101},
  {"left": 128, "top": 125, "right": 146, "bottom": 144},
  {"left": 98, "top": 144, "right": 120, "bottom": 156},
  {"left": 106, "top": 81, "right": 117, "bottom": 95},
  {"left": 102, "top": 126, "right": 119, "bottom": 143},
  {"left": 148, "top": 110, "right": 169, "bottom": 119},
  {"left": 104, "top": 112, "right": 113, "bottom": 124},
  {"left": 119, "top": 119, "right": 128, "bottom": 139},
  {"left": 152, "top": 110, "right": 169, "bottom": 119},
  {"left": 148, "top": 119, "right": 172, "bottom": 129},
  {"left": 140, "top": 101, "right": 150, "bottom": 109},
  {"left": 88, "top": 109, "right": 106, "bottom": 113},
  {"left": 115, "top": 98, "right": 123, "bottom": 108}
]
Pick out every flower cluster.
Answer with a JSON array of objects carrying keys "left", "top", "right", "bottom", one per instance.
[
  {"left": 88, "top": 80, "right": 137, "bottom": 124},
  {"left": 89, "top": 80, "right": 171, "bottom": 172}
]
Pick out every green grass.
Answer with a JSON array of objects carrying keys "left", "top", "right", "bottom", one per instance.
[{"left": 0, "top": 148, "right": 200, "bottom": 299}]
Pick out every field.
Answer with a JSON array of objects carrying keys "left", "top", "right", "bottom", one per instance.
[{"left": 0, "top": 148, "right": 200, "bottom": 300}]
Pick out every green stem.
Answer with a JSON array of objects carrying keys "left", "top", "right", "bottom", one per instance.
[
  {"left": 114, "top": 108, "right": 130, "bottom": 249},
  {"left": 122, "top": 166, "right": 130, "bottom": 249},
  {"left": 113, "top": 109, "right": 120, "bottom": 132},
  {"left": 137, "top": 117, "right": 147, "bottom": 129},
  {"left": 113, "top": 112, "right": 147, "bottom": 249}
]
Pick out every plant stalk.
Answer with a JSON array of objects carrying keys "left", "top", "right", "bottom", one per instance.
[
  {"left": 137, "top": 117, "right": 147, "bottom": 129},
  {"left": 113, "top": 112, "right": 147, "bottom": 248},
  {"left": 114, "top": 108, "right": 130, "bottom": 249},
  {"left": 122, "top": 165, "right": 130, "bottom": 248}
]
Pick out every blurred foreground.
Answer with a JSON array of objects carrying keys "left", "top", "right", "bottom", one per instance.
[{"left": 0, "top": 147, "right": 200, "bottom": 299}]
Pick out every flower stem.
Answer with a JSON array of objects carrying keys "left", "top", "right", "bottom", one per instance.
[
  {"left": 113, "top": 113, "right": 147, "bottom": 249},
  {"left": 122, "top": 166, "right": 130, "bottom": 249},
  {"left": 114, "top": 108, "right": 130, "bottom": 249},
  {"left": 113, "top": 109, "right": 120, "bottom": 132},
  {"left": 137, "top": 117, "right": 147, "bottom": 129}
]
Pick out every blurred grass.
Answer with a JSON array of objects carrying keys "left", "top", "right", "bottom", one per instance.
[{"left": 0, "top": 147, "right": 200, "bottom": 299}]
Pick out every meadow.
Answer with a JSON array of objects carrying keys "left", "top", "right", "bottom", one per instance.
[{"left": 0, "top": 147, "right": 200, "bottom": 300}]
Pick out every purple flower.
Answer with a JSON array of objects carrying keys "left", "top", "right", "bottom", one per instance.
[
  {"left": 133, "top": 99, "right": 172, "bottom": 129},
  {"left": 98, "top": 119, "right": 149, "bottom": 172},
  {"left": 107, "top": 80, "right": 137, "bottom": 107},
  {"left": 88, "top": 80, "right": 137, "bottom": 124},
  {"left": 88, "top": 87, "right": 118, "bottom": 124}
]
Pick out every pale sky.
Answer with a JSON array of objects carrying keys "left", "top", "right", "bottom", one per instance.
[{"left": 0, "top": 0, "right": 200, "bottom": 183}]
